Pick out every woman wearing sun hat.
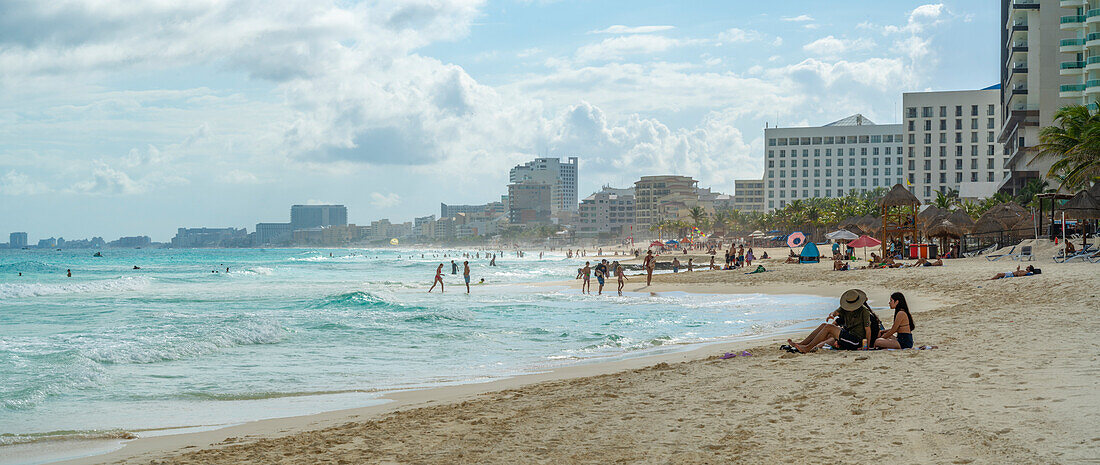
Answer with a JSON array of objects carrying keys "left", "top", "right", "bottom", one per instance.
[{"left": 785, "top": 289, "right": 874, "bottom": 353}]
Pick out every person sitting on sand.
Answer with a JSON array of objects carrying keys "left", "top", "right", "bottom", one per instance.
[
  {"left": 784, "top": 249, "right": 799, "bottom": 264},
  {"left": 874, "top": 292, "right": 915, "bottom": 349},
  {"left": 746, "top": 265, "right": 766, "bottom": 274},
  {"left": 761, "top": 251, "right": 769, "bottom": 260},
  {"left": 870, "top": 252, "right": 881, "bottom": 263},
  {"left": 990, "top": 265, "right": 1036, "bottom": 280},
  {"left": 833, "top": 259, "right": 849, "bottom": 271},
  {"left": 786, "top": 289, "right": 874, "bottom": 353}
]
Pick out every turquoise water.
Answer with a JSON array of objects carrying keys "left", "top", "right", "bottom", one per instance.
[{"left": 0, "top": 248, "right": 831, "bottom": 448}]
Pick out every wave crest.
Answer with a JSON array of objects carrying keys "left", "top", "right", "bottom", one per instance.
[{"left": 0, "top": 276, "right": 152, "bottom": 299}]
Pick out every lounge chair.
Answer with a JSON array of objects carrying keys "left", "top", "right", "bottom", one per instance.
[
  {"left": 986, "top": 245, "right": 1015, "bottom": 261},
  {"left": 1054, "top": 249, "right": 1093, "bottom": 263},
  {"left": 1011, "top": 245, "right": 1034, "bottom": 261},
  {"left": 965, "top": 244, "right": 998, "bottom": 258}
]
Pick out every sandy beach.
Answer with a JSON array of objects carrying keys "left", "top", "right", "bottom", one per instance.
[{"left": 56, "top": 243, "right": 1099, "bottom": 465}]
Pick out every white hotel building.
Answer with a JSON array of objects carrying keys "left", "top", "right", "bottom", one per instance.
[
  {"left": 902, "top": 88, "right": 1006, "bottom": 204},
  {"left": 763, "top": 114, "right": 904, "bottom": 211}
]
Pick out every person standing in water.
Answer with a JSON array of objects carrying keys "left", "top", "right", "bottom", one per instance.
[
  {"left": 66, "top": 269, "right": 72, "bottom": 278},
  {"left": 490, "top": 254, "right": 496, "bottom": 266},
  {"left": 451, "top": 260, "right": 457, "bottom": 275},
  {"left": 594, "top": 260, "right": 608, "bottom": 295},
  {"left": 580, "top": 261, "right": 592, "bottom": 294},
  {"left": 463, "top": 261, "right": 471, "bottom": 294},
  {"left": 616, "top": 264, "right": 628, "bottom": 296},
  {"left": 643, "top": 250, "right": 655, "bottom": 286},
  {"left": 429, "top": 264, "right": 445, "bottom": 293}
]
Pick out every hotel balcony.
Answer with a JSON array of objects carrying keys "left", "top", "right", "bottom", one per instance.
[
  {"left": 1011, "top": 0, "right": 1039, "bottom": 7},
  {"left": 1090, "top": 9, "right": 1100, "bottom": 24},
  {"left": 1086, "top": 79, "right": 1100, "bottom": 95},
  {"left": 1062, "top": 14, "right": 1086, "bottom": 30},
  {"left": 1061, "top": 0, "right": 1086, "bottom": 7},
  {"left": 1062, "top": 59, "right": 1086, "bottom": 75},
  {"left": 1061, "top": 83, "right": 1087, "bottom": 98},
  {"left": 1088, "top": 32, "right": 1100, "bottom": 48},
  {"left": 1086, "top": 55, "right": 1100, "bottom": 71},
  {"left": 1062, "top": 37, "right": 1086, "bottom": 52}
]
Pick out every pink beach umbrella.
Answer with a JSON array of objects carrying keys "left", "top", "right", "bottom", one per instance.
[
  {"left": 787, "top": 232, "right": 807, "bottom": 248},
  {"left": 848, "top": 235, "right": 881, "bottom": 259}
]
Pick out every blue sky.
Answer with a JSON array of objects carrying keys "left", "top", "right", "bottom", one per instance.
[{"left": 0, "top": 0, "right": 999, "bottom": 240}]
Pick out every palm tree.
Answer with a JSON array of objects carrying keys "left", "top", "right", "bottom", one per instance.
[
  {"left": 1034, "top": 102, "right": 1100, "bottom": 191},
  {"left": 932, "top": 189, "right": 959, "bottom": 210},
  {"left": 1016, "top": 178, "right": 1050, "bottom": 208}
]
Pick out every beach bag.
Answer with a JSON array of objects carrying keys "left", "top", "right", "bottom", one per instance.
[{"left": 868, "top": 310, "right": 885, "bottom": 341}]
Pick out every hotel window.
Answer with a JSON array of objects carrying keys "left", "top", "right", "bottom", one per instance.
[
  {"left": 938, "top": 133, "right": 946, "bottom": 144},
  {"left": 826, "top": 159, "right": 832, "bottom": 167},
  {"left": 861, "top": 179, "right": 868, "bottom": 186},
  {"left": 801, "top": 190, "right": 808, "bottom": 197},
  {"left": 908, "top": 174, "right": 915, "bottom": 184},
  {"left": 924, "top": 160, "right": 931, "bottom": 170},
  {"left": 849, "top": 148, "right": 856, "bottom": 156},
  {"left": 955, "top": 106, "right": 962, "bottom": 117},
  {"left": 861, "top": 168, "right": 868, "bottom": 176},
  {"left": 908, "top": 120, "right": 915, "bottom": 131},
  {"left": 859, "top": 135, "right": 869, "bottom": 143},
  {"left": 885, "top": 147, "right": 892, "bottom": 155},
  {"left": 802, "top": 169, "right": 808, "bottom": 177},
  {"left": 814, "top": 179, "right": 820, "bottom": 187},
  {"left": 826, "top": 169, "right": 832, "bottom": 176},
  {"left": 873, "top": 158, "right": 879, "bottom": 166},
  {"left": 802, "top": 160, "right": 808, "bottom": 168},
  {"left": 987, "top": 118, "right": 994, "bottom": 129},
  {"left": 987, "top": 145, "right": 995, "bottom": 156},
  {"left": 922, "top": 107, "right": 933, "bottom": 117},
  {"left": 885, "top": 167, "right": 892, "bottom": 176},
  {"left": 908, "top": 134, "right": 915, "bottom": 144},
  {"left": 988, "top": 172, "right": 995, "bottom": 182},
  {"left": 971, "top": 173, "right": 978, "bottom": 182},
  {"left": 873, "top": 178, "right": 879, "bottom": 187},
  {"left": 939, "top": 106, "right": 947, "bottom": 117},
  {"left": 955, "top": 119, "right": 962, "bottom": 130},
  {"left": 924, "top": 173, "right": 932, "bottom": 183},
  {"left": 939, "top": 159, "right": 947, "bottom": 170},
  {"left": 956, "top": 173, "right": 963, "bottom": 183},
  {"left": 826, "top": 179, "right": 832, "bottom": 187},
  {"left": 849, "top": 179, "right": 855, "bottom": 187},
  {"left": 885, "top": 156, "right": 891, "bottom": 165},
  {"left": 779, "top": 180, "right": 785, "bottom": 188},
  {"left": 779, "top": 160, "right": 785, "bottom": 167},
  {"left": 814, "top": 169, "right": 820, "bottom": 177},
  {"left": 939, "top": 120, "right": 946, "bottom": 130},
  {"left": 924, "top": 134, "right": 932, "bottom": 144},
  {"left": 970, "top": 119, "right": 978, "bottom": 130},
  {"left": 861, "top": 158, "right": 867, "bottom": 166},
  {"left": 814, "top": 149, "right": 820, "bottom": 157},
  {"left": 971, "top": 132, "right": 978, "bottom": 143},
  {"left": 906, "top": 107, "right": 917, "bottom": 118},
  {"left": 849, "top": 169, "right": 855, "bottom": 177},
  {"left": 768, "top": 138, "right": 776, "bottom": 146},
  {"left": 837, "top": 158, "right": 844, "bottom": 167},
  {"left": 803, "top": 149, "right": 809, "bottom": 157},
  {"left": 924, "top": 147, "right": 932, "bottom": 156},
  {"left": 908, "top": 160, "right": 915, "bottom": 170},
  {"left": 924, "top": 120, "right": 932, "bottom": 131},
  {"left": 925, "top": 186, "right": 932, "bottom": 197},
  {"left": 955, "top": 159, "right": 963, "bottom": 170},
  {"left": 768, "top": 160, "right": 775, "bottom": 168},
  {"left": 939, "top": 146, "right": 946, "bottom": 157},
  {"left": 814, "top": 159, "right": 820, "bottom": 167},
  {"left": 971, "top": 105, "right": 978, "bottom": 116},
  {"left": 873, "top": 168, "right": 879, "bottom": 176},
  {"left": 779, "top": 190, "right": 785, "bottom": 198},
  {"left": 956, "top": 146, "right": 963, "bottom": 156},
  {"left": 779, "top": 150, "right": 785, "bottom": 157},
  {"left": 825, "top": 137, "right": 834, "bottom": 144},
  {"left": 987, "top": 132, "right": 995, "bottom": 143},
  {"left": 971, "top": 159, "right": 978, "bottom": 169},
  {"left": 940, "top": 173, "right": 947, "bottom": 183},
  {"left": 987, "top": 158, "right": 995, "bottom": 169},
  {"left": 987, "top": 104, "right": 995, "bottom": 116}
]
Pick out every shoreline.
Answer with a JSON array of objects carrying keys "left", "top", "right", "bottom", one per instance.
[
  {"left": 21, "top": 252, "right": 1100, "bottom": 464},
  {"left": 34, "top": 281, "right": 892, "bottom": 465}
]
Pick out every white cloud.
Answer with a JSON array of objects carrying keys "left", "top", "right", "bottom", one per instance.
[
  {"left": 70, "top": 162, "right": 143, "bottom": 195},
  {"left": 781, "top": 14, "right": 814, "bottom": 22},
  {"left": 590, "top": 25, "right": 675, "bottom": 34},
  {"left": 370, "top": 192, "right": 401, "bottom": 208},
  {"left": 803, "top": 36, "right": 876, "bottom": 58},
  {"left": 772, "top": 37, "right": 784, "bottom": 46},
  {"left": 575, "top": 35, "right": 692, "bottom": 62},
  {"left": 884, "top": 3, "right": 949, "bottom": 34},
  {"left": 217, "top": 170, "right": 261, "bottom": 184},
  {"left": 717, "top": 28, "right": 762, "bottom": 43},
  {"left": 517, "top": 47, "right": 542, "bottom": 58},
  {"left": 0, "top": 170, "right": 50, "bottom": 195}
]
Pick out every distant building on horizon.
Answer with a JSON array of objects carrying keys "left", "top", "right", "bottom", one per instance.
[
  {"left": 255, "top": 222, "right": 294, "bottom": 246},
  {"left": 170, "top": 228, "right": 246, "bottom": 248},
  {"left": 763, "top": 114, "right": 904, "bottom": 211},
  {"left": 509, "top": 157, "right": 578, "bottom": 214},
  {"left": 110, "top": 236, "right": 153, "bottom": 248},
  {"left": 291, "top": 205, "right": 347, "bottom": 230},
  {"left": 633, "top": 175, "right": 699, "bottom": 230},
  {"left": 9, "top": 232, "right": 27, "bottom": 249},
  {"left": 578, "top": 186, "right": 634, "bottom": 238},
  {"left": 507, "top": 181, "right": 553, "bottom": 225},
  {"left": 731, "top": 180, "right": 766, "bottom": 212}
]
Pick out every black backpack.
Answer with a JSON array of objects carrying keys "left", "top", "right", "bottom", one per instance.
[{"left": 868, "top": 309, "right": 885, "bottom": 342}]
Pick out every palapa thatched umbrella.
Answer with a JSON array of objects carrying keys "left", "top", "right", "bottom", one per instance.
[
  {"left": 983, "top": 203, "right": 1027, "bottom": 227},
  {"left": 1059, "top": 190, "right": 1100, "bottom": 251},
  {"left": 945, "top": 210, "right": 975, "bottom": 234},
  {"left": 917, "top": 205, "right": 945, "bottom": 226},
  {"left": 857, "top": 214, "right": 881, "bottom": 234},
  {"left": 972, "top": 215, "right": 1008, "bottom": 235},
  {"left": 926, "top": 219, "right": 963, "bottom": 239},
  {"left": 1011, "top": 215, "right": 1035, "bottom": 238}
]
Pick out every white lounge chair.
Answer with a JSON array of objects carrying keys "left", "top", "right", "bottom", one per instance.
[
  {"left": 986, "top": 245, "right": 1015, "bottom": 261},
  {"left": 1011, "top": 245, "right": 1034, "bottom": 261}
]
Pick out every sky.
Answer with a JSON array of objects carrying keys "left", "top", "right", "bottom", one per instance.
[{"left": 0, "top": 0, "right": 1000, "bottom": 241}]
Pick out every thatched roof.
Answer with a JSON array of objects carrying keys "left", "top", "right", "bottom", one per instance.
[
  {"left": 878, "top": 184, "right": 921, "bottom": 207},
  {"left": 917, "top": 205, "right": 944, "bottom": 224},
  {"left": 945, "top": 210, "right": 975, "bottom": 232},
  {"left": 857, "top": 214, "right": 881, "bottom": 233},
  {"left": 1089, "top": 182, "right": 1100, "bottom": 198},
  {"left": 972, "top": 216, "right": 1008, "bottom": 235},
  {"left": 1011, "top": 216, "right": 1035, "bottom": 237},
  {"left": 982, "top": 203, "right": 1027, "bottom": 225},
  {"left": 1061, "top": 190, "right": 1100, "bottom": 219},
  {"left": 926, "top": 219, "right": 963, "bottom": 238}
]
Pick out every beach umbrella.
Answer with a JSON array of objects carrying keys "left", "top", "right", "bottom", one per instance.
[
  {"left": 917, "top": 205, "right": 945, "bottom": 226},
  {"left": 857, "top": 214, "right": 881, "bottom": 234},
  {"left": 1060, "top": 190, "right": 1100, "bottom": 250},
  {"left": 665, "top": 240, "right": 679, "bottom": 245},
  {"left": 878, "top": 184, "right": 922, "bottom": 208},
  {"left": 848, "top": 234, "right": 882, "bottom": 259},
  {"left": 649, "top": 240, "right": 664, "bottom": 248},
  {"left": 945, "top": 210, "right": 975, "bottom": 233},
  {"left": 825, "top": 229, "right": 859, "bottom": 241},
  {"left": 787, "top": 231, "right": 807, "bottom": 248}
]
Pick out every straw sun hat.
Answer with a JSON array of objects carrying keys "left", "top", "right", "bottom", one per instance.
[{"left": 839, "top": 289, "right": 868, "bottom": 311}]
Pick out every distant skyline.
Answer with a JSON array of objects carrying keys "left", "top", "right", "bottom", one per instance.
[{"left": 0, "top": 1, "right": 999, "bottom": 241}]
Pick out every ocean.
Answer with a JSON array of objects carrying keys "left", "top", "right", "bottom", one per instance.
[{"left": 0, "top": 248, "right": 832, "bottom": 456}]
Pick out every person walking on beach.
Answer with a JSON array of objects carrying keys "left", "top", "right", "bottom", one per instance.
[
  {"left": 745, "top": 248, "right": 755, "bottom": 267},
  {"left": 580, "top": 261, "right": 592, "bottom": 294},
  {"left": 616, "top": 264, "right": 628, "bottom": 296},
  {"left": 643, "top": 250, "right": 655, "bottom": 286},
  {"left": 687, "top": 258, "right": 693, "bottom": 272},
  {"left": 429, "top": 264, "right": 445, "bottom": 293},
  {"left": 594, "top": 260, "right": 608, "bottom": 295},
  {"left": 672, "top": 257, "right": 680, "bottom": 273},
  {"left": 463, "top": 261, "right": 471, "bottom": 294}
]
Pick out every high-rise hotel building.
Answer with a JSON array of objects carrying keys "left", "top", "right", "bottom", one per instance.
[
  {"left": 763, "top": 114, "right": 904, "bottom": 211},
  {"left": 1000, "top": 0, "right": 1072, "bottom": 193},
  {"left": 902, "top": 88, "right": 1006, "bottom": 204}
]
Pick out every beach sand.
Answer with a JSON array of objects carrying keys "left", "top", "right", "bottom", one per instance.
[{"left": 60, "top": 250, "right": 1099, "bottom": 464}]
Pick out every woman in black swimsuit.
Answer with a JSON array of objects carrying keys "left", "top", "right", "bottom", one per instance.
[{"left": 875, "top": 292, "right": 915, "bottom": 349}]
